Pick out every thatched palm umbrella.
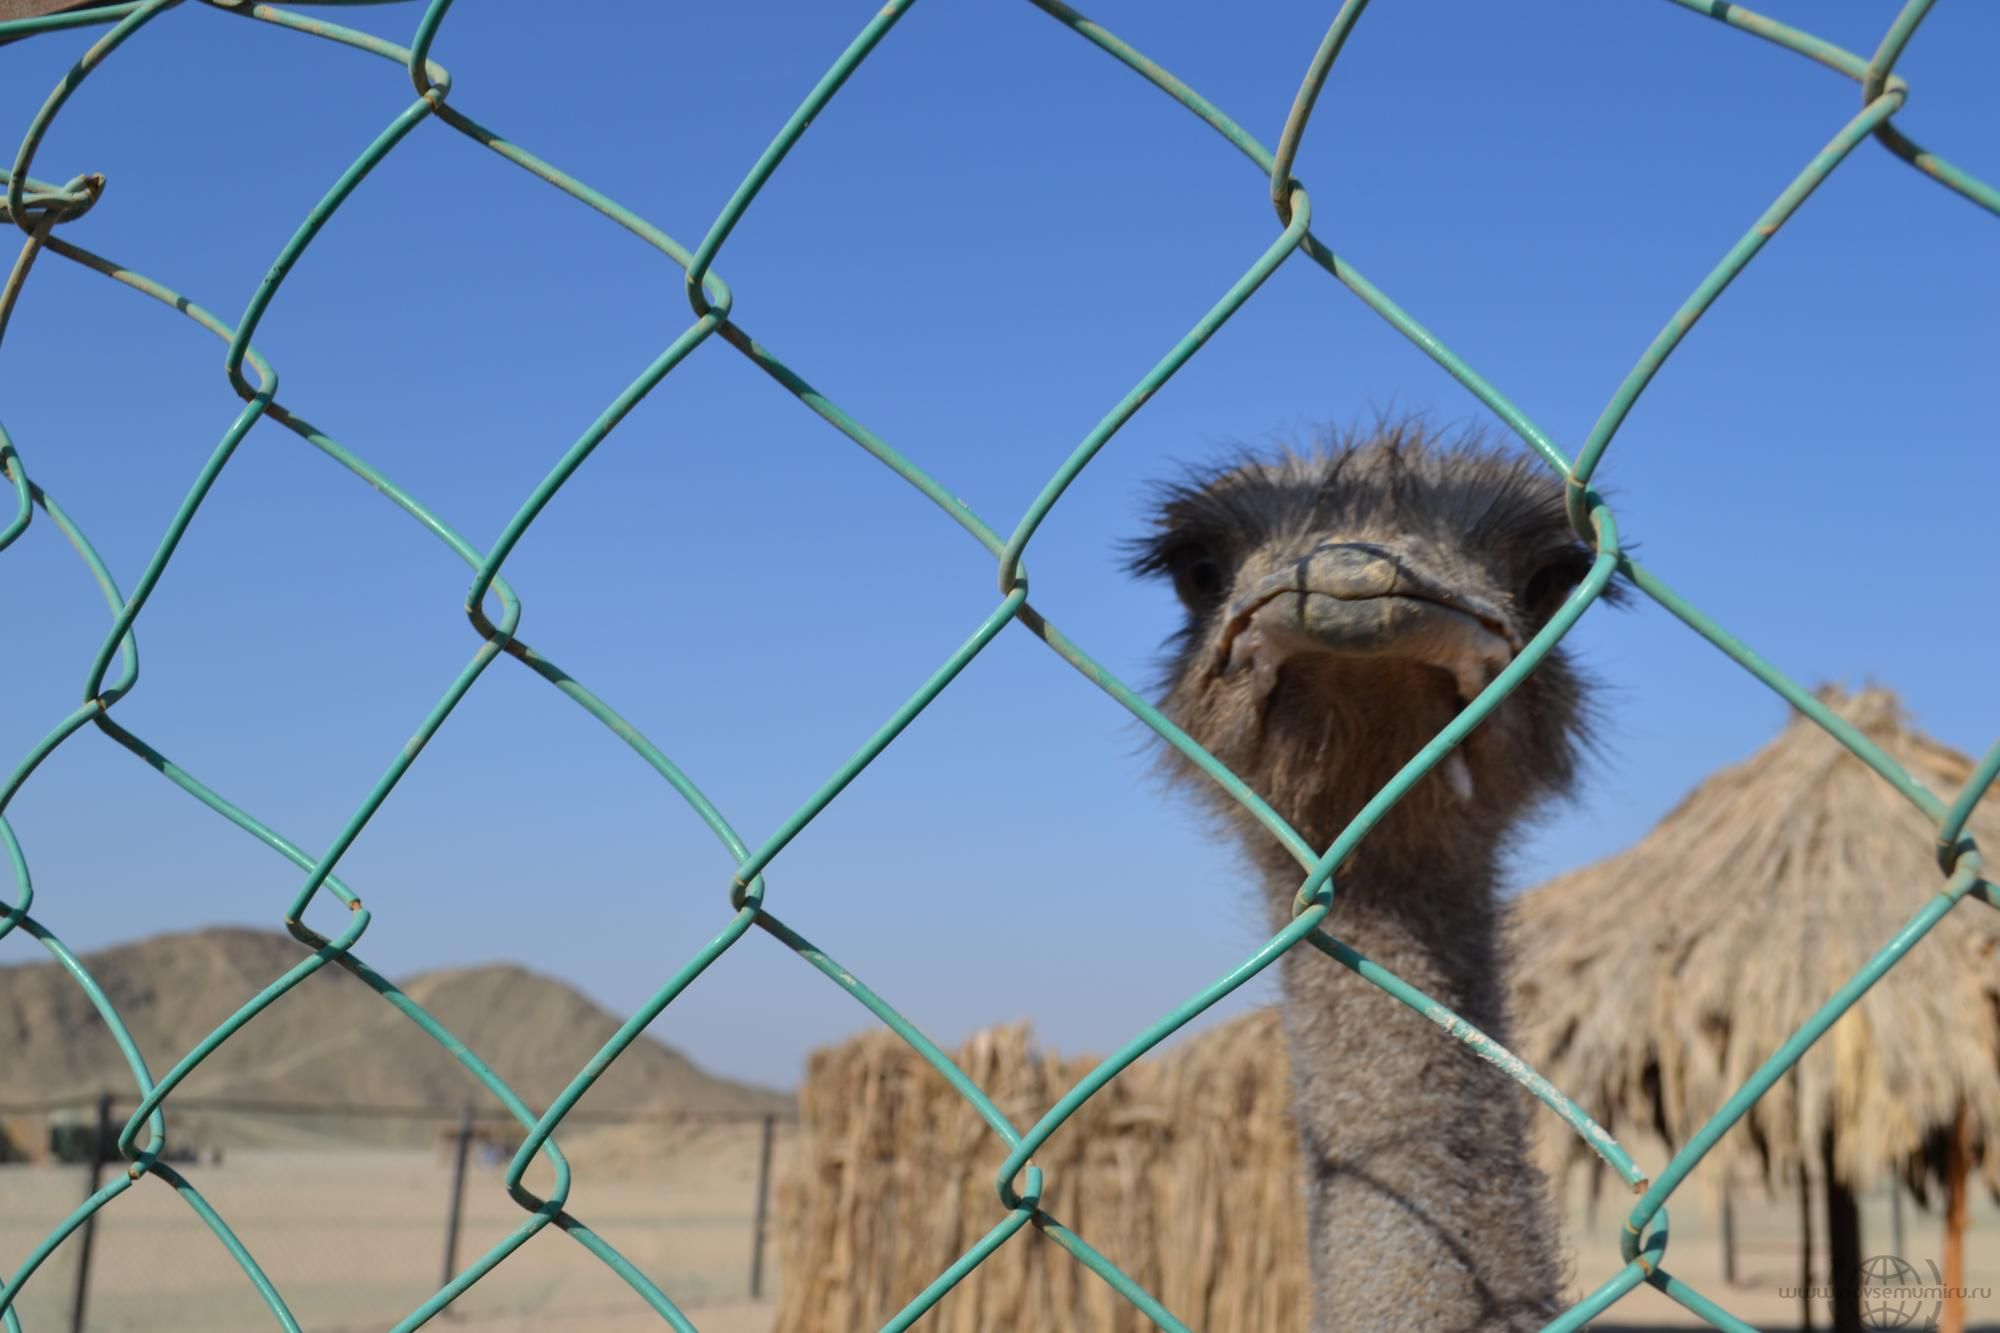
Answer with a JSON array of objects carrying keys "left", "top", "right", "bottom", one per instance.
[{"left": 1512, "top": 686, "right": 1999, "bottom": 1333}]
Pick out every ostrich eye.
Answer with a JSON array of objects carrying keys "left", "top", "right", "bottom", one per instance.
[
  {"left": 1522, "top": 552, "right": 1590, "bottom": 621},
  {"left": 1171, "top": 549, "right": 1226, "bottom": 610}
]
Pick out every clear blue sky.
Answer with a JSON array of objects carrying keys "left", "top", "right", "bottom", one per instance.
[{"left": 2, "top": 0, "right": 1994, "bottom": 1093}]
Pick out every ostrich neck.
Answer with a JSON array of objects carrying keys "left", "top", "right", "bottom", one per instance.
[{"left": 1253, "top": 837, "right": 1567, "bottom": 1332}]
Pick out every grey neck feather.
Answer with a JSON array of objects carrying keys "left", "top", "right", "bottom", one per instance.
[{"left": 1251, "top": 837, "right": 1568, "bottom": 1333}]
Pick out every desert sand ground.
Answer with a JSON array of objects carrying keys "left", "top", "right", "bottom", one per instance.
[
  {"left": 0, "top": 1122, "right": 795, "bottom": 1333},
  {"left": 1, "top": 1124, "right": 1993, "bottom": 1330}
]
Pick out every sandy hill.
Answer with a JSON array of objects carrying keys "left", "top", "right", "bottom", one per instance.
[{"left": 0, "top": 926, "right": 786, "bottom": 1147}]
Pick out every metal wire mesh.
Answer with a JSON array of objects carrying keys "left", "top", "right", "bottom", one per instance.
[{"left": 1, "top": 1, "right": 1994, "bottom": 1329}]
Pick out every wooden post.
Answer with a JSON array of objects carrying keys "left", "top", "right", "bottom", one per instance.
[
  {"left": 1799, "top": 1159, "right": 1816, "bottom": 1332},
  {"left": 439, "top": 1105, "right": 474, "bottom": 1299},
  {"left": 1719, "top": 1182, "right": 1738, "bottom": 1285},
  {"left": 748, "top": 1113, "right": 777, "bottom": 1300},
  {"left": 68, "top": 1092, "right": 113, "bottom": 1333},
  {"left": 1889, "top": 1175, "right": 1905, "bottom": 1267},
  {"left": 1941, "top": 1102, "right": 1970, "bottom": 1333},
  {"left": 1823, "top": 1137, "right": 1861, "bottom": 1333}
]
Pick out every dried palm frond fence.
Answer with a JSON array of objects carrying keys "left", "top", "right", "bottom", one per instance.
[
  {"left": 776, "top": 1018, "right": 1303, "bottom": 1333},
  {"left": 1, "top": 0, "right": 1995, "bottom": 1330}
]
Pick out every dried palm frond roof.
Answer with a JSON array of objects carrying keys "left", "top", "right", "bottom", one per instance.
[{"left": 1511, "top": 686, "right": 2000, "bottom": 1195}]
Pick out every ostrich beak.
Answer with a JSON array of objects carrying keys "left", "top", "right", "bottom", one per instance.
[{"left": 1213, "top": 541, "right": 1520, "bottom": 704}]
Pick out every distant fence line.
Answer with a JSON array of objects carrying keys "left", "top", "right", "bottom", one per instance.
[
  {"left": 1, "top": 1, "right": 1995, "bottom": 1331},
  {"left": 0, "top": 1092, "right": 795, "bottom": 1333},
  {"left": 0, "top": 1093, "right": 798, "bottom": 1128}
]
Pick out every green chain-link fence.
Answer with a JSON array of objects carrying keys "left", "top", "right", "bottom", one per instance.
[{"left": 1, "top": 0, "right": 1994, "bottom": 1329}]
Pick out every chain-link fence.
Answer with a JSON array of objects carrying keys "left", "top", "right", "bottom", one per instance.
[{"left": 1, "top": 0, "right": 1994, "bottom": 1329}]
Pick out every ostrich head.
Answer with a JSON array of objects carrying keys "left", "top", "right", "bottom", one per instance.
[{"left": 1129, "top": 422, "right": 1611, "bottom": 870}]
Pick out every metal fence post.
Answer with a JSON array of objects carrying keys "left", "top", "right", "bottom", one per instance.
[
  {"left": 748, "top": 1112, "right": 777, "bottom": 1300},
  {"left": 439, "top": 1104, "right": 474, "bottom": 1298},
  {"left": 68, "top": 1092, "right": 113, "bottom": 1333}
]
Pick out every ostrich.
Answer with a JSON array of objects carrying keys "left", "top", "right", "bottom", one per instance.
[{"left": 1129, "top": 421, "right": 1609, "bottom": 1332}]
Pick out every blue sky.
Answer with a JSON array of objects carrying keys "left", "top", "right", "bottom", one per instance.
[{"left": 1, "top": 0, "right": 1994, "bottom": 1093}]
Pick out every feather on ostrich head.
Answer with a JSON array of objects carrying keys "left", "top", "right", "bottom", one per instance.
[{"left": 1128, "top": 419, "right": 1616, "bottom": 868}]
